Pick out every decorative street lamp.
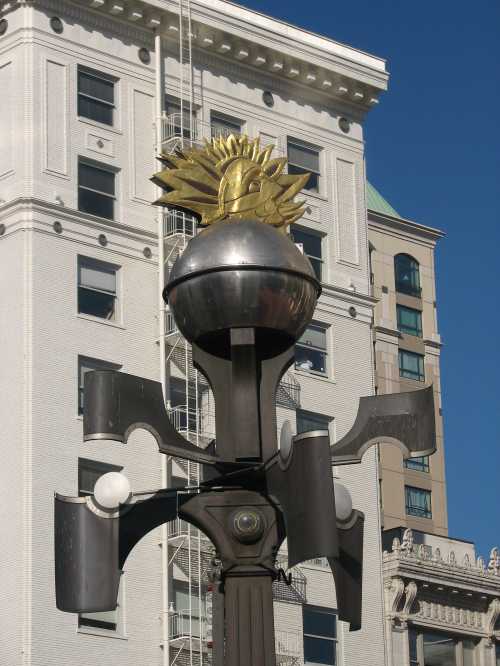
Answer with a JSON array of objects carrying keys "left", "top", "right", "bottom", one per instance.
[{"left": 54, "top": 135, "right": 436, "bottom": 666}]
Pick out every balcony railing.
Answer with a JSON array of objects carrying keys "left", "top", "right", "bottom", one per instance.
[
  {"left": 159, "top": 113, "right": 284, "bottom": 156},
  {"left": 163, "top": 209, "right": 197, "bottom": 239},
  {"left": 169, "top": 609, "right": 206, "bottom": 641}
]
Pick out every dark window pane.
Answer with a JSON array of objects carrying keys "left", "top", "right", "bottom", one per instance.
[
  {"left": 79, "top": 616, "right": 117, "bottom": 630},
  {"left": 291, "top": 227, "right": 323, "bottom": 280},
  {"left": 298, "top": 325, "right": 326, "bottom": 350},
  {"left": 78, "top": 189, "right": 114, "bottom": 220},
  {"left": 78, "top": 96, "right": 113, "bottom": 126},
  {"left": 297, "top": 411, "right": 330, "bottom": 434},
  {"left": 405, "top": 486, "right": 432, "bottom": 519},
  {"left": 399, "top": 350, "right": 425, "bottom": 382},
  {"left": 211, "top": 113, "right": 242, "bottom": 138},
  {"left": 78, "top": 71, "right": 114, "bottom": 104},
  {"left": 288, "top": 142, "right": 320, "bottom": 172},
  {"left": 303, "top": 608, "right": 336, "bottom": 638},
  {"left": 397, "top": 305, "right": 422, "bottom": 337},
  {"left": 288, "top": 163, "right": 319, "bottom": 191},
  {"left": 295, "top": 346, "right": 326, "bottom": 374},
  {"left": 422, "top": 632, "right": 455, "bottom": 666},
  {"left": 78, "top": 287, "right": 115, "bottom": 320},
  {"left": 395, "top": 254, "right": 421, "bottom": 297},
  {"left": 405, "top": 456, "right": 430, "bottom": 473},
  {"left": 291, "top": 228, "right": 322, "bottom": 258},
  {"left": 304, "top": 636, "right": 336, "bottom": 665},
  {"left": 79, "top": 163, "right": 115, "bottom": 195},
  {"left": 409, "top": 628, "right": 418, "bottom": 666}
]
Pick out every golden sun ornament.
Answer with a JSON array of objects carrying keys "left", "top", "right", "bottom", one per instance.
[{"left": 152, "top": 134, "right": 310, "bottom": 230}]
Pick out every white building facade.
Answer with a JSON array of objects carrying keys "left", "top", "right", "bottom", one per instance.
[
  {"left": 0, "top": 0, "right": 390, "bottom": 664},
  {"left": 383, "top": 529, "right": 500, "bottom": 666}
]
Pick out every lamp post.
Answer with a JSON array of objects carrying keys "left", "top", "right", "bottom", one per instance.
[{"left": 54, "top": 135, "right": 436, "bottom": 666}]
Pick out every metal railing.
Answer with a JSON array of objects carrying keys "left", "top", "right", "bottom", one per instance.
[
  {"left": 277, "top": 370, "right": 301, "bottom": 408},
  {"left": 163, "top": 209, "right": 197, "bottom": 239},
  {"left": 169, "top": 609, "right": 206, "bottom": 641},
  {"left": 168, "top": 404, "right": 199, "bottom": 434},
  {"left": 159, "top": 113, "right": 285, "bottom": 156}
]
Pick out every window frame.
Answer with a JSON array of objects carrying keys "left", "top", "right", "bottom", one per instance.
[
  {"left": 409, "top": 628, "right": 479, "bottom": 666},
  {"left": 295, "top": 323, "right": 329, "bottom": 376},
  {"left": 397, "top": 304, "right": 423, "bottom": 338},
  {"left": 399, "top": 349, "right": 425, "bottom": 382},
  {"left": 296, "top": 409, "right": 331, "bottom": 435},
  {"left": 394, "top": 254, "right": 421, "bottom": 297},
  {"left": 303, "top": 604, "right": 337, "bottom": 666},
  {"left": 287, "top": 137, "right": 321, "bottom": 194},
  {"left": 290, "top": 225, "right": 324, "bottom": 282},
  {"left": 78, "top": 457, "right": 124, "bottom": 634},
  {"left": 210, "top": 110, "right": 244, "bottom": 139},
  {"left": 77, "top": 255, "right": 119, "bottom": 322},
  {"left": 404, "top": 456, "right": 430, "bottom": 473},
  {"left": 78, "top": 355, "right": 121, "bottom": 416},
  {"left": 77, "top": 66, "right": 116, "bottom": 127},
  {"left": 405, "top": 485, "right": 432, "bottom": 519},
  {"left": 78, "top": 158, "right": 117, "bottom": 221}
]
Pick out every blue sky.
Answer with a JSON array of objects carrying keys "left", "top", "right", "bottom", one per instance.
[{"left": 240, "top": 0, "right": 500, "bottom": 556}]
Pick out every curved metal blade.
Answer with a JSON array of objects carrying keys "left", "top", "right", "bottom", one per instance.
[
  {"left": 83, "top": 370, "right": 220, "bottom": 465},
  {"left": 331, "top": 385, "right": 436, "bottom": 466}
]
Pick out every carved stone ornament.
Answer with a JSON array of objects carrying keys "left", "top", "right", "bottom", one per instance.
[
  {"left": 488, "top": 547, "right": 500, "bottom": 575},
  {"left": 485, "top": 598, "right": 500, "bottom": 646},
  {"left": 401, "top": 528, "right": 414, "bottom": 555},
  {"left": 153, "top": 134, "right": 310, "bottom": 230},
  {"left": 402, "top": 581, "right": 418, "bottom": 617}
]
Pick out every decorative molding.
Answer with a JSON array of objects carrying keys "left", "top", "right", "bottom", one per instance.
[{"left": 402, "top": 581, "right": 418, "bottom": 616}]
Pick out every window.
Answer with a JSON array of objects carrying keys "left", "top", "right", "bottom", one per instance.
[
  {"left": 296, "top": 410, "right": 330, "bottom": 434},
  {"left": 397, "top": 305, "right": 422, "bottom": 337},
  {"left": 78, "top": 256, "right": 118, "bottom": 320},
  {"left": 409, "top": 628, "right": 419, "bottom": 666},
  {"left": 410, "top": 630, "right": 478, "bottom": 666},
  {"left": 78, "top": 356, "right": 120, "bottom": 415},
  {"left": 496, "top": 642, "right": 500, "bottom": 666},
  {"left": 405, "top": 456, "right": 430, "bottom": 473},
  {"left": 395, "top": 254, "right": 421, "bottom": 297},
  {"left": 165, "top": 97, "right": 197, "bottom": 140},
  {"left": 78, "top": 160, "right": 116, "bottom": 220},
  {"left": 290, "top": 226, "right": 323, "bottom": 281},
  {"left": 303, "top": 605, "right": 337, "bottom": 665},
  {"left": 78, "top": 458, "right": 122, "bottom": 631},
  {"left": 405, "top": 486, "right": 432, "bottom": 519},
  {"left": 399, "top": 350, "right": 425, "bottom": 382},
  {"left": 295, "top": 324, "right": 327, "bottom": 375},
  {"left": 77, "top": 67, "right": 115, "bottom": 126},
  {"left": 287, "top": 139, "right": 320, "bottom": 193},
  {"left": 210, "top": 111, "right": 242, "bottom": 139}
]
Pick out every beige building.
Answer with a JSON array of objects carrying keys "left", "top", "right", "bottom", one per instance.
[{"left": 367, "top": 183, "right": 448, "bottom": 536}]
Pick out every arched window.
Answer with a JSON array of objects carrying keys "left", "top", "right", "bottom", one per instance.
[{"left": 394, "top": 254, "right": 421, "bottom": 297}]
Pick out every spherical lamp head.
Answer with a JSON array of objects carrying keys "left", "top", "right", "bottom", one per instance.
[
  {"left": 94, "top": 472, "right": 131, "bottom": 509},
  {"left": 333, "top": 481, "right": 353, "bottom": 522}
]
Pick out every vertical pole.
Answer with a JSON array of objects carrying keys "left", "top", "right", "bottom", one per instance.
[
  {"left": 224, "top": 574, "right": 277, "bottom": 666},
  {"left": 155, "top": 29, "right": 170, "bottom": 666}
]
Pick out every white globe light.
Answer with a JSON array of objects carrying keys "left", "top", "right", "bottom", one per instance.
[
  {"left": 94, "top": 472, "right": 131, "bottom": 509},
  {"left": 334, "top": 481, "right": 353, "bottom": 521}
]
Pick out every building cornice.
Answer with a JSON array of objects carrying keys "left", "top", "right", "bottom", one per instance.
[
  {"left": 1, "top": 0, "right": 388, "bottom": 114},
  {"left": 368, "top": 210, "right": 445, "bottom": 244}
]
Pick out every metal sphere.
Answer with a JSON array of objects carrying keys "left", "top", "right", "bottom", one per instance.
[
  {"left": 230, "top": 508, "right": 265, "bottom": 543},
  {"left": 164, "top": 218, "right": 320, "bottom": 352}
]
